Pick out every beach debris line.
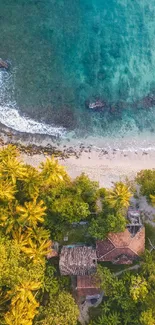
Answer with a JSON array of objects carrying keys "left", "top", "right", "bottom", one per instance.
[{"left": 0, "top": 58, "right": 9, "bottom": 69}]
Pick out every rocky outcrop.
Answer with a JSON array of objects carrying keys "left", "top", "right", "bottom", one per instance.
[
  {"left": 0, "top": 58, "right": 9, "bottom": 69},
  {"left": 86, "top": 100, "right": 105, "bottom": 111}
]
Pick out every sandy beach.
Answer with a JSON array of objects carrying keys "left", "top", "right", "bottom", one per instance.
[
  {"left": 0, "top": 126, "right": 155, "bottom": 188},
  {"left": 21, "top": 147, "right": 155, "bottom": 188}
]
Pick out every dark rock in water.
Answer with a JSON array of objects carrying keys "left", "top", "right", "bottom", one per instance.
[
  {"left": 142, "top": 94, "right": 155, "bottom": 108},
  {"left": 86, "top": 99, "right": 105, "bottom": 111},
  {"left": 50, "top": 106, "right": 77, "bottom": 129},
  {"left": 0, "top": 58, "right": 9, "bottom": 69},
  {"left": 133, "top": 92, "right": 155, "bottom": 109}
]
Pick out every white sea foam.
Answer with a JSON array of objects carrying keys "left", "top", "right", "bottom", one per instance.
[
  {"left": 92, "top": 143, "right": 155, "bottom": 152},
  {"left": 0, "top": 105, "right": 66, "bottom": 137},
  {"left": 0, "top": 70, "right": 66, "bottom": 137},
  {"left": 92, "top": 145, "right": 155, "bottom": 152}
]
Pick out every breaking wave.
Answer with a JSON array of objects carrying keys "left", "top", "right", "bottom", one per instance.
[
  {"left": 0, "top": 105, "right": 66, "bottom": 137},
  {"left": 0, "top": 70, "right": 66, "bottom": 137}
]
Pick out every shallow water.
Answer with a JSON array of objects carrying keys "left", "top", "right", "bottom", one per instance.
[{"left": 0, "top": 0, "right": 155, "bottom": 143}]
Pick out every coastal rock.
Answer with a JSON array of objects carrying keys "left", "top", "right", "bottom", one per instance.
[
  {"left": 0, "top": 58, "right": 9, "bottom": 69},
  {"left": 86, "top": 99, "right": 105, "bottom": 111},
  {"left": 133, "top": 93, "right": 155, "bottom": 109},
  {"left": 142, "top": 94, "right": 155, "bottom": 108}
]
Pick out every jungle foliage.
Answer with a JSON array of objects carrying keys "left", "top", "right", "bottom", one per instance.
[
  {"left": 0, "top": 145, "right": 142, "bottom": 325},
  {"left": 136, "top": 169, "right": 155, "bottom": 204},
  {"left": 89, "top": 252, "right": 155, "bottom": 325}
]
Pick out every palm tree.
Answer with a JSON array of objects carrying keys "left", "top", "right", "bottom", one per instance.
[
  {"left": 40, "top": 156, "right": 69, "bottom": 186},
  {"left": 107, "top": 182, "right": 132, "bottom": 210},
  {"left": 0, "top": 199, "right": 19, "bottom": 235},
  {"left": 22, "top": 165, "right": 42, "bottom": 199},
  {"left": 108, "top": 312, "right": 121, "bottom": 325},
  {"left": 21, "top": 237, "right": 51, "bottom": 264},
  {"left": 26, "top": 227, "right": 50, "bottom": 244},
  {"left": 3, "top": 213, "right": 18, "bottom": 235},
  {"left": 0, "top": 144, "right": 19, "bottom": 162},
  {"left": 11, "top": 226, "right": 50, "bottom": 263},
  {"left": 0, "top": 156, "right": 27, "bottom": 184},
  {"left": 0, "top": 201, "right": 20, "bottom": 234},
  {"left": 5, "top": 281, "right": 40, "bottom": 325},
  {"left": 95, "top": 315, "right": 109, "bottom": 325},
  {"left": 16, "top": 199, "right": 46, "bottom": 228},
  {"left": 12, "top": 226, "right": 50, "bottom": 250},
  {"left": 101, "top": 301, "right": 111, "bottom": 314},
  {"left": 96, "top": 312, "right": 121, "bottom": 325},
  {"left": 10, "top": 281, "right": 41, "bottom": 305},
  {"left": 0, "top": 180, "right": 16, "bottom": 202},
  {"left": 4, "top": 299, "right": 38, "bottom": 325},
  {"left": 12, "top": 226, "right": 31, "bottom": 247}
]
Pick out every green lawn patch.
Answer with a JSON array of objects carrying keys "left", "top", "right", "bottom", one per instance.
[{"left": 61, "top": 224, "right": 94, "bottom": 246}]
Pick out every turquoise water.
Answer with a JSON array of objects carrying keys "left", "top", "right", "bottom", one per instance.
[{"left": 0, "top": 0, "right": 155, "bottom": 142}]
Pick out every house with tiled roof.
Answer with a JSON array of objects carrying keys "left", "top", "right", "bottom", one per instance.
[
  {"left": 59, "top": 245, "right": 101, "bottom": 304},
  {"left": 76, "top": 275, "right": 101, "bottom": 299},
  {"left": 59, "top": 245, "right": 97, "bottom": 276},
  {"left": 58, "top": 207, "right": 145, "bottom": 308},
  {"left": 96, "top": 209, "right": 145, "bottom": 264}
]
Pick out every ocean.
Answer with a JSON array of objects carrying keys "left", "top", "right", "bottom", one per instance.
[{"left": 1, "top": 0, "right": 155, "bottom": 150}]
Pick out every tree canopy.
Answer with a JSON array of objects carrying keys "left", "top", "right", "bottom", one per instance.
[
  {"left": 1, "top": 144, "right": 155, "bottom": 325},
  {"left": 136, "top": 169, "right": 155, "bottom": 203},
  {"left": 0, "top": 145, "right": 79, "bottom": 325},
  {"left": 91, "top": 258, "right": 155, "bottom": 325}
]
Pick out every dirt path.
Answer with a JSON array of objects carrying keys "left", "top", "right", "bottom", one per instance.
[{"left": 115, "top": 264, "right": 140, "bottom": 276}]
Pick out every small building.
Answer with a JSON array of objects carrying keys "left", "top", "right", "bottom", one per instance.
[
  {"left": 59, "top": 245, "right": 97, "bottom": 275},
  {"left": 76, "top": 275, "right": 101, "bottom": 300},
  {"left": 127, "top": 207, "right": 142, "bottom": 235},
  {"left": 96, "top": 227, "right": 145, "bottom": 264},
  {"left": 127, "top": 207, "right": 141, "bottom": 222}
]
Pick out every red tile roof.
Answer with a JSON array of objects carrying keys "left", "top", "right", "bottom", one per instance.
[
  {"left": 77, "top": 275, "right": 100, "bottom": 297},
  {"left": 96, "top": 227, "right": 145, "bottom": 264},
  {"left": 96, "top": 238, "right": 115, "bottom": 256}
]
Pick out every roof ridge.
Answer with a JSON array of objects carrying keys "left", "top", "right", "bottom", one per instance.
[
  {"left": 98, "top": 246, "right": 139, "bottom": 260},
  {"left": 127, "top": 227, "right": 144, "bottom": 250},
  {"left": 128, "top": 228, "right": 145, "bottom": 256},
  {"left": 127, "top": 247, "right": 139, "bottom": 256},
  {"left": 108, "top": 228, "right": 136, "bottom": 248},
  {"left": 107, "top": 236, "right": 117, "bottom": 248},
  {"left": 98, "top": 247, "right": 116, "bottom": 259},
  {"left": 114, "top": 246, "right": 139, "bottom": 256}
]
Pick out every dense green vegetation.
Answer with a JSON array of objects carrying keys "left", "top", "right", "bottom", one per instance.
[
  {"left": 89, "top": 251, "right": 155, "bottom": 325},
  {"left": 0, "top": 145, "right": 80, "bottom": 325},
  {"left": 0, "top": 145, "right": 155, "bottom": 324},
  {"left": 136, "top": 169, "right": 155, "bottom": 204}
]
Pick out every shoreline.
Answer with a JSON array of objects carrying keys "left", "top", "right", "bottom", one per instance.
[
  {"left": 22, "top": 147, "right": 155, "bottom": 188},
  {"left": 0, "top": 126, "right": 155, "bottom": 188}
]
